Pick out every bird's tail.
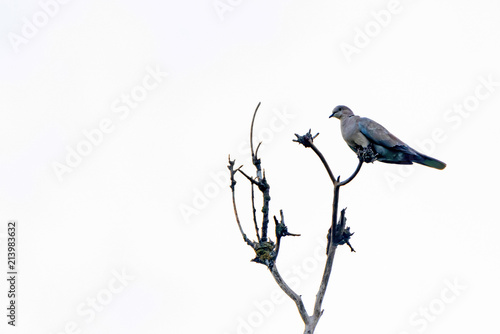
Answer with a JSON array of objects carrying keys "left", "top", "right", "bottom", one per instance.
[{"left": 414, "top": 153, "right": 446, "bottom": 170}]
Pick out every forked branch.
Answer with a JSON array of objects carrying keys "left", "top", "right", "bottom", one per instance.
[{"left": 295, "top": 129, "right": 360, "bottom": 333}]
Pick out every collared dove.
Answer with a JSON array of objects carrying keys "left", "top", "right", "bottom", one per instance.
[{"left": 329, "top": 105, "right": 446, "bottom": 170}]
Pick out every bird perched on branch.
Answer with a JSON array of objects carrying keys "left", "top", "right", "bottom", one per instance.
[{"left": 329, "top": 105, "right": 446, "bottom": 170}]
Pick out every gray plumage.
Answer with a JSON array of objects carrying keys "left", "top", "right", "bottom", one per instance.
[{"left": 329, "top": 105, "right": 446, "bottom": 170}]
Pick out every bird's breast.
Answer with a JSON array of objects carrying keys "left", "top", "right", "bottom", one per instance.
[{"left": 341, "top": 120, "right": 370, "bottom": 148}]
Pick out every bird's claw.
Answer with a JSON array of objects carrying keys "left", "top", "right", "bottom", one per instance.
[{"left": 357, "top": 145, "right": 379, "bottom": 163}]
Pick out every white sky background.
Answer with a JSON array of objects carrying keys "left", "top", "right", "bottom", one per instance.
[{"left": 0, "top": 0, "right": 499, "bottom": 333}]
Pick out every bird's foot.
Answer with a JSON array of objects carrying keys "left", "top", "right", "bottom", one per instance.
[{"left": 357, "top": 145, "right": 378, "bottom": 163}]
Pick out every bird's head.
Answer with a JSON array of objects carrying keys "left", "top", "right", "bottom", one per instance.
[{"left": 329, "top": 105, "right": 353, "bottom": 119}]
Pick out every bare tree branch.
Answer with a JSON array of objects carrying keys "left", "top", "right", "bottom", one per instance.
[
  {"left": 270, "top": 264, "right": 310, "bottom": 325},
  {"left": 308, "top": 245, "right": 337, "bottom": 333},
  {"left": 247, "top": 102, "right": 271, "bottom": 241},
  {"left": 251, "top": 183, "right": 260, "bottom": 241},
  {"left": 255, "top": 141, "right": 262, "bottom": 158},
  {"left": 295, "top": 129, "right": 358, "bottom": 333},
  {"left": 249, "top": 102, "right": 261, "bottom": 160},
  {"left": 274, "top": 210, "right": 300, "bottom": 258},
  {"left": 230, "top": 105, "right": 360, "bottom": 334},
  {"left": 259, "top": 172, "right": 270, "bottom": 241},
  {"left": 338, "top": 157, "right": 363, "bottom": 187},
  {"left": 250, "top": 102, "right": 263, "bottom": 181},
  {"left": 294, "top": 130, "right": 337, "bottom": 185},
  {"left": 228, "top": 156, "right": 256, "bottom": 249}
]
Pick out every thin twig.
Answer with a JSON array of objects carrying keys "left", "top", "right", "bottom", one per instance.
[
  {"left": 248, "top": 102, "right": 270, "bottom": 240},
  {"left": 255, "top": 141, "right": 262, "bottom": 158},
  {"left": 337, "top": 208, "right": 347, "bottom": 237},
  {"left": 238, "top": 169, "right": 259, "bottom": 186},
  {"left": 250, "top": 102, "right": 261, "bottom": 159},
  {"left": 250, "top": 103, "right": 263, "bottom": 181},
  {"left": 238, "top": 167, "right": 271, "bottom": 241},
  {"left": 273, "top": 216, "right": 282, "bottom": 256},
  {"left": 228, "top": 156, "right": 256, "bottom": 248},
  {"left": 338, "top": 157, "right": 363, "bottom": 187},
  {"left": 273, "top": 210, "right": 300, "bottom": 258},
  {"left": 260, "top": 173, "right": 270, "bottom": 241},
  {"left": 310, "top": 143, "right": 337, "bottom": 186},
  {"left": 294, "top": 131, "right": 337, "bottom": 186},
  {"left": 251, "top": 183, "right": 260, "bottom": 241}
]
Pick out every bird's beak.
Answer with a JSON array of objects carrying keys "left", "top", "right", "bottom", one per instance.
[{"left": 329, "top": 111, "right": 336, "bottom": 118}]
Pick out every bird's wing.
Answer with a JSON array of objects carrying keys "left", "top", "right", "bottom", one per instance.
[{"left": 358, "top": 117, "right": 407, "bottom": 149}]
